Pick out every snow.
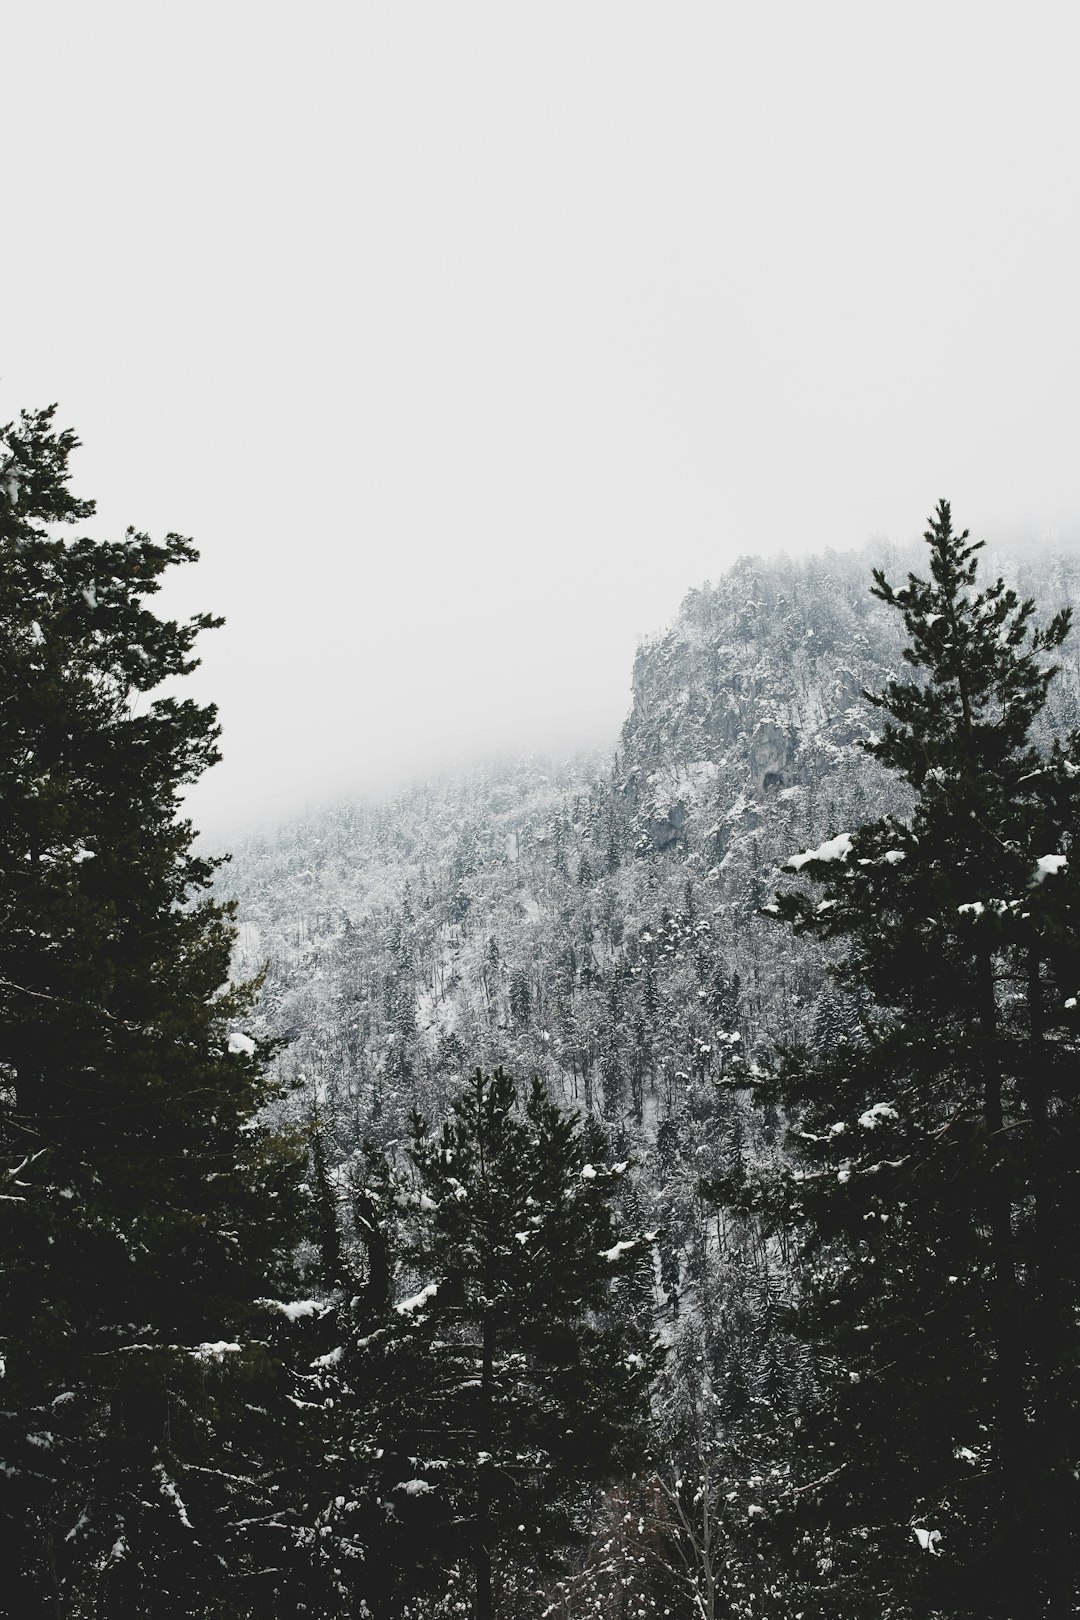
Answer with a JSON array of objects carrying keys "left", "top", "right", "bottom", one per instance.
[
  {"left": 64, "top": 1510, "right": 90, "bottom": 1543},
  {"left": 581, "top": 1164, "right": 597, "bottom": 1180},
  {"left": 311, "top": 1346, "right": 344, "bottom": 1368},
  {"left": 395, "top": 1189, "right": 438, "bottom": 1212},
  {"left": 257, "top": 1298, "right": 325, "bottom": 1319},
  {"left": 601, "top": 1240, "right": 639, "bottom": 1262},
  {"left": 786, "top": 832, "right": 853, "bottom": 871},
  {"left": 1032, "top": 853, "right": 1067, "bottom": 883},
  {"left": 227, "top": 1031, "right": 256, "bottom": 1055},
  {"left": 156, "top": 1465, "right": 193, "bottom": 1528},
  {"left": 396, "top": 1282, "right": 438, "bottom": 1315},
  {"left": 394, "top": 1479, "right": 433, "bottom": 1495},
  {"left": 191, "top": 1341, "right": 241, "bottom": 1362},
  {"left": 858, "top": 1103, "right": 897, "bottom": 1129},
  {"left": 0, "top": 442, "right": 22, "bottom": 506},
  {"left": 516, "top": 888, "right": 542, "bottom": 923}
]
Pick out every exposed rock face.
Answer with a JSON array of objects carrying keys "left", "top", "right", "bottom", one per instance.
[
  {"left": 703, "top": 691, "right": 741, "bottom": 744},
  {"left": 646, "top": 800, "right": 688, "bottom": 850},
  {"left": 748, "top": 721, "right": 791, "bottom": 793}
]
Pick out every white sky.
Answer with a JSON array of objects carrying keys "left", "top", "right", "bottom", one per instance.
[{"left": 4, "top": 2, "right": 1080, "bottom": 835}]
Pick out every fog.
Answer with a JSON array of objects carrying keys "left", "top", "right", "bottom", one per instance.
[{"left": 4, "top": 3, "right": 1080, "bottom": 838}]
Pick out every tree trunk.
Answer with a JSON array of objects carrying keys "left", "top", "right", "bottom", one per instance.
[
  {"left": 475, "top": 1306, "right": 495, "bottom": 1620},
  {"left": 46, "top": 1528, "right": 65, "bottom": 1619},
  {"left": 1026, "top": 950, "right": 1074, "bottom": 1617},
  {"left": 978, "top": 948, "right": 1026, "bottom": 1618},
  {"left": 475, "top": 1535, "right": 493, "bottom": 1620}
]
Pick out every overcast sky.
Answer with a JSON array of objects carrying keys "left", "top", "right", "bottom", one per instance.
[{"left": 4, "top": 3, "right": 1080, "bottom": 835}]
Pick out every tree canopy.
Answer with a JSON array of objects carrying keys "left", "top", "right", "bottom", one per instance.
[
  {"left": 0, "top": 407, "right": 306, "bottom": 1615},
  {"left": 758, "top": 502, "right": 1080, "bottom": 1618}
]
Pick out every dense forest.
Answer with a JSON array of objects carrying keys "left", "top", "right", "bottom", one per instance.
[{"left": 3, "top": 409, "right": 1080, "bottom": 1618}]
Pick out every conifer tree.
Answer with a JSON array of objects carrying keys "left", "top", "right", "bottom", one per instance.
[
  {"left": 0, "top": 408, "right": 304, "bottom": 1615},
  {"left": 760, "top": 502, "right": 1080, "bottom": 1618},
  {"left": 383, "top": 1068, "right": 661, "bottom": 1620}
]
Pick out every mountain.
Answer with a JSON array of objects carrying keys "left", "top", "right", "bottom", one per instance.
[
  {"left": 215, "top": 532, "right": 1080, "bottom": 1613},
  {"left": 224, "top": 544, "right": 910, "bottom": 1112},
  {"left": 221, "top": 538, "right": 1080, "bottom": 1129}
]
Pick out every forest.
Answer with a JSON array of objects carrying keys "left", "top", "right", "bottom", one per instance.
[{"left": 3, "top": 406, "right": 1079, "bottom": 1619}]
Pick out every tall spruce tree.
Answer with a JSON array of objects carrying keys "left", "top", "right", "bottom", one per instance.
[
  {"left": 0, "top": 409, "right": 305, "bottom": 1615},
  {"left": 758, "top": 502, "right": 1080, "bottom": 1619},
  {"left": 352, "top": 1068, "right": 662, "bottom": 1620}
]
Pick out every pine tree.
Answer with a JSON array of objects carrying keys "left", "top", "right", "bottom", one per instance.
[
  {"left": 759, "top": 502, "right": 1080, "bottom": 1617},
  {"left": 385, "top": 1068, "right": 662, "bottom": 1620},
  {"left": 0, "top": 408, "right": 305, "bottom": 1615}
]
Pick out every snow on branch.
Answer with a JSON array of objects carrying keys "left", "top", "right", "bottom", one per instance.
[{"left": 786, "top": 832, "right": 854, "bottom": 871}]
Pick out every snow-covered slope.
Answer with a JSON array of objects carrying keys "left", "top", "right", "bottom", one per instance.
[{"left": 220, "top": 538, "right": 1080, "bottom": 1150}]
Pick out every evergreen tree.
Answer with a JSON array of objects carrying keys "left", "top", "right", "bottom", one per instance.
[
  {"left": 0, "top": 408, "right": 304, "bottom": 1615},
  {"left": 386, "top": 1068, "right": 661, "bottom": 1620},
  {"left": 759, "top": 502, "right": 1080, "bottom": 1618}
]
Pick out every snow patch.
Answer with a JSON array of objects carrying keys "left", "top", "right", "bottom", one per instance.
[
  {"left": 257, "top": 1298, "right": 325, "bottom": 1320},
  {"left": 786, "top": 832, "right": 853, "bottom": 871},
  {"left": 396, "top": 1283, "right": 438, "bottom": 1315},
  {"left": 155, "top": 1465, "right": 193, "bottom": 1528},
  {"left": 191, "top": 1341, "right": 241, "bottom": 1363},
  {"left": 311, "top": 1346, "right": 344, "bottom": 1369},
  {"left": 858, "top": 1103, "right": 897, "bottom": 1129},
  {"left": 601, "top": 1240, "right": 639, "bottom": 1262}
]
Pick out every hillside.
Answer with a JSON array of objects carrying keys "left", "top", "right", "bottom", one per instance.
[
  {"left": 222, "top": 539, "right": 1080, "bottom": 1142},
  {"left": 213, "top": 532, "right": 1080, "bottom": 1614},
  {"left": 222, "top": 543, "right": 963, "bottom": 1117}
]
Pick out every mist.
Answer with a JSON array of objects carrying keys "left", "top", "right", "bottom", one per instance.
[{"left": 4, "top": 2, "right": 1080, "bottom": 837}]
